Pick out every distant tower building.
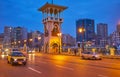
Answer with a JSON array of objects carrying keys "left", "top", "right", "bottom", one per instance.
[
  {"left": 22, "top": 27, "right": 28, "bottom": 40},
  {"left": 39, "top": 3, "right": 67, "bottom": 53},
  {"left": 28, "top": 31, "right": 44, "bottom": 50},
  {"left": 13, "top": 27, "right": 22, "bottom": 42},
  {"left": 111, "top": 23, "right": 120, "bottom": 47},
  {"left": 0, "top": 33, "right": 4, "bottom": 49},
  {"left": 62, "top": 34, "right": 76, "bottom": 47},
  {"left": 3, "top": 26, "right": 13, "bottom": 48},
  {"left": 97, "top": 23, "right": 108, "bottom": 39},
  {"left": 117, "top": 22, "right": 120, "bottom": 32},
  {"left": 13, "top": 27, "right": 27, "bottom": 47},
  {"left": 97, "top": 23, "right": 108, "bottom": 46},
  {"left": 76, "top": 19, "right": 95, "bottom": 42},
  {"left": 13, "top": 27, "right": 27, "bottom": 41},
  {"left": 32, "top": 31, "right": 41, "bottom": 48}
]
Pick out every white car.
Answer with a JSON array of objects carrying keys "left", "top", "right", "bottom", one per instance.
[{"left": 81, "top": 51, "right": 102, "bottom": 60}]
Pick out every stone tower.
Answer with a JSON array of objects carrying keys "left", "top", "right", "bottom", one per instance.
[{"left": 38, "top": 3, "right": 67, "bottom": 53}]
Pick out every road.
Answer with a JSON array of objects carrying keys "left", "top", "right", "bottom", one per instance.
[{"left": 0, "top": 53, "right": 120, "bottom": 77}]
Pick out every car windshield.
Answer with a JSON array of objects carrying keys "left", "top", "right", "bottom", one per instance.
[
  {"left": 12, "top": 49, "right": 19, "bottom": 51},
  {"left": 11, "top": 52, "right": 24, "bottom": 57}
]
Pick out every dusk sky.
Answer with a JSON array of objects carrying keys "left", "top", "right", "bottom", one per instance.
[{"left": 0, "top": 0, "right": 120, "bottom": 37}]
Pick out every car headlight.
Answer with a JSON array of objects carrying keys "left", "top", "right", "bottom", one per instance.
[
  {"left": 24, "top": 58, "right": 26, "bottom": 61},
  {"left": 14, "top": 59, "right": 17, "bottom": 61},
  {"left": 95, "top": 55, "right": 99, "bottom": 57}
]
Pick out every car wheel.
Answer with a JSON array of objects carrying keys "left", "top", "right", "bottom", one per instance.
[
  {"left": 7, "top": 60, "right": 9, "bottom": 64},
  {"left": 10, "top": 61, "right": 14, "bottom": 66},
  {"left": 92, "top": 56, "right": 96, "bottom": 60},
  {"left": 81, "top": 56, "right": 85, "bottom": 59},
  {"left": 23, "top": 62, "right": 26, "bottom": 65},
  {"left": 99, "top": 58, "right": 102, "bottom": 60}
]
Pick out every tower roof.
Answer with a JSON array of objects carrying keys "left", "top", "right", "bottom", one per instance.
[{"left": 38, "top": 3, "right": 67, "bottom": 12}]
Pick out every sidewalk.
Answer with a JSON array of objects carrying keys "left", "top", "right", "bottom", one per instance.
[{"left": 102, "top": 55, "right": 120, "bottom": 59}]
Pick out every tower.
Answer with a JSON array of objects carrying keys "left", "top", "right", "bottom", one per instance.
[{"left": 39, "top": 3, "right": 67, "bottom": 53}]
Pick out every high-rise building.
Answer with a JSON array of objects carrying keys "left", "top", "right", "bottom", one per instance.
[
  {"left": 13, "top": 27, "right": 22, "bottom": 42},
  {"left": 0, "top": 33, "right": 4, "bottom": 49},
  {"left": 76, "top": 19, "right": 95, "bottom": 42},
  {"left": 97, "top": 23, "right": 108, "bottom": 39},
  {"left": 117, "top": 23, "right": 120, "bottom": 32},
  {"left": 110, "top": 23, "right": 120, "bottom": 47},
  {"left": 13, "top": 26, "right": 27, "bottom": 42},
  {"left": 12, "top": 26, "right": 27, "bottom": 47},
  {"left": 96, "top": 23, "right": 108, "bottom": 46},
  {"left": 3, "top": 26, "right": 14, "bottom": 48},
  {"left": 31, "top": 31, "right": 44, "bottom": 51},
  {"left": 62, "top": 34, "right": 76, "bottom": 47}
]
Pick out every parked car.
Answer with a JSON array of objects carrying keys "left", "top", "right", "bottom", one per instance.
[
  {"left": 27, "top": 49, "right": 35, "bottom": 54},
  {"left": 81, "top": 51, "right": 102, "bottom": 60},
  {"left": 7, "top": 51, "right": 27, "bottom": 65}
]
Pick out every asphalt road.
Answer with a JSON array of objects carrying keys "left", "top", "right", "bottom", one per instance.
[{"left": 0, "top": 53, "right": 120, "bottom": 77}]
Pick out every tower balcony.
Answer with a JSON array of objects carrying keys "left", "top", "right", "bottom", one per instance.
[{"left": 42, "top": 17, "right": 63, "bottom": 23}]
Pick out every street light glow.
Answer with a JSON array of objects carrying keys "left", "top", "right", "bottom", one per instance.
[
  {"left": 24, "top": 40, "right": 27, "bottom": 42},
  {"left": 78, "top": 28, "right": 85, "bottom": 33},
  {"left": 18, "top": 41, "right": 21, "bottom": 43},
  {"left": 38, "top": 37, "right": 41, "bottom": 40},
  {"left": 29, "top": 39, "right": 33, "bottom": 42},
  {"left": 57, "top": 33, "right": 62, "bottom": 36}
]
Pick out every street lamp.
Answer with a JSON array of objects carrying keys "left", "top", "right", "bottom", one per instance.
[
  {"left": 38, "top": 37, "right": 41, "bottom": 41},
  {"left": 24, "top": 39, "right": 27, "bottom": 52},
  {"left": 14, "top": 42, "right": 16, "bottom": 47},
  {"left": 78, "top": 27, "right": 85, "bottom": 52},
  {"left": 38, "top": 36, "right": 41, "bottom": 52},
  {"left": 57, "top": 33, "right": 62, "bottom": 54},
  {"left": 18, "top": 41, "right": 21, "bottom": 48},
  {"left": 29, "top": 39, "right": 33, "bottom": 48}
]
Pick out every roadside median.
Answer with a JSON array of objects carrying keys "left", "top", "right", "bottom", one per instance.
[{"left": 102, "top": 55, "right": 120, "bottom": 59}]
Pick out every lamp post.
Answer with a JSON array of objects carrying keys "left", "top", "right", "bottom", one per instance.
[
  {"left": 24, "top": 40, "right": 27, "bottom": 52},
  {"left": 14, "top": 41, "right": 16, "bottom": 48},
  {"left": 57, "top": 33, "right": 62, "bottom": 54},
  {"left": 29, "top": 39, "right": 33, "bottom": 48},
  {"left": 78, "top": 27, "right": 85, "bottom": 52},
  {"left": 38, "top": 36, "right": 41, "bottom": 52},
  {"left": 18, "top": 41, "right": 21, "bottom": 48}
]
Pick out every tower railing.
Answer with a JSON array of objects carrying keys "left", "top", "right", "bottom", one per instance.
[{"left": 42, "top": 17, "right": 63, "bottom": 23}]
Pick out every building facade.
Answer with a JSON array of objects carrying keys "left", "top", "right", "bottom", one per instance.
[
  {"left": 97, "top": 23, "right": 108, "bottom": 46},
  {"left": 3, "top": 26, "right": 13, "bottom": 48},
  {"left": 76, "top": 19, "right": 95, "bottom": 43},
  {"left": 62, "top": 34, "right": 76, "bottom": 47},
  {"left": 110, "top": 23, "right": 120, "bottom": 47},
  {"left": 0, "top": 33, "right": 4, "bottom": 50},
  {"left": 117, "top": 23, "right": 120, "bottom": 32},
  {"left": 12, "top": 27, "right": 27, "bottom": 47}
]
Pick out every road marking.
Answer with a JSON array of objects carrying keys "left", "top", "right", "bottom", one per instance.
[
  {"left": 28, "top": 60, "right": 47, "bottom": 64},
  {"left": 95, "top": 61, "right": 120, "bottom": 65},
  {"left": 28, "top": 67, "right": 42, "bottom": 74},
  {"left": 98, "top": 74, "right": 108, "bottom": 77},
  {"left": 56, "top": 65, "right": 74, "bottom": 71}
]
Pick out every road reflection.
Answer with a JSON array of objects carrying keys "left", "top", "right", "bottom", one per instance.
[
  {"left": 52, "top": 55, "right": 68, "bottom": 65},
  {"left": 1, "top": 54, "right": 5, "bottom": 60},
  {"left": 28, "top": 54, "right": 35, "bottom": 63}
]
